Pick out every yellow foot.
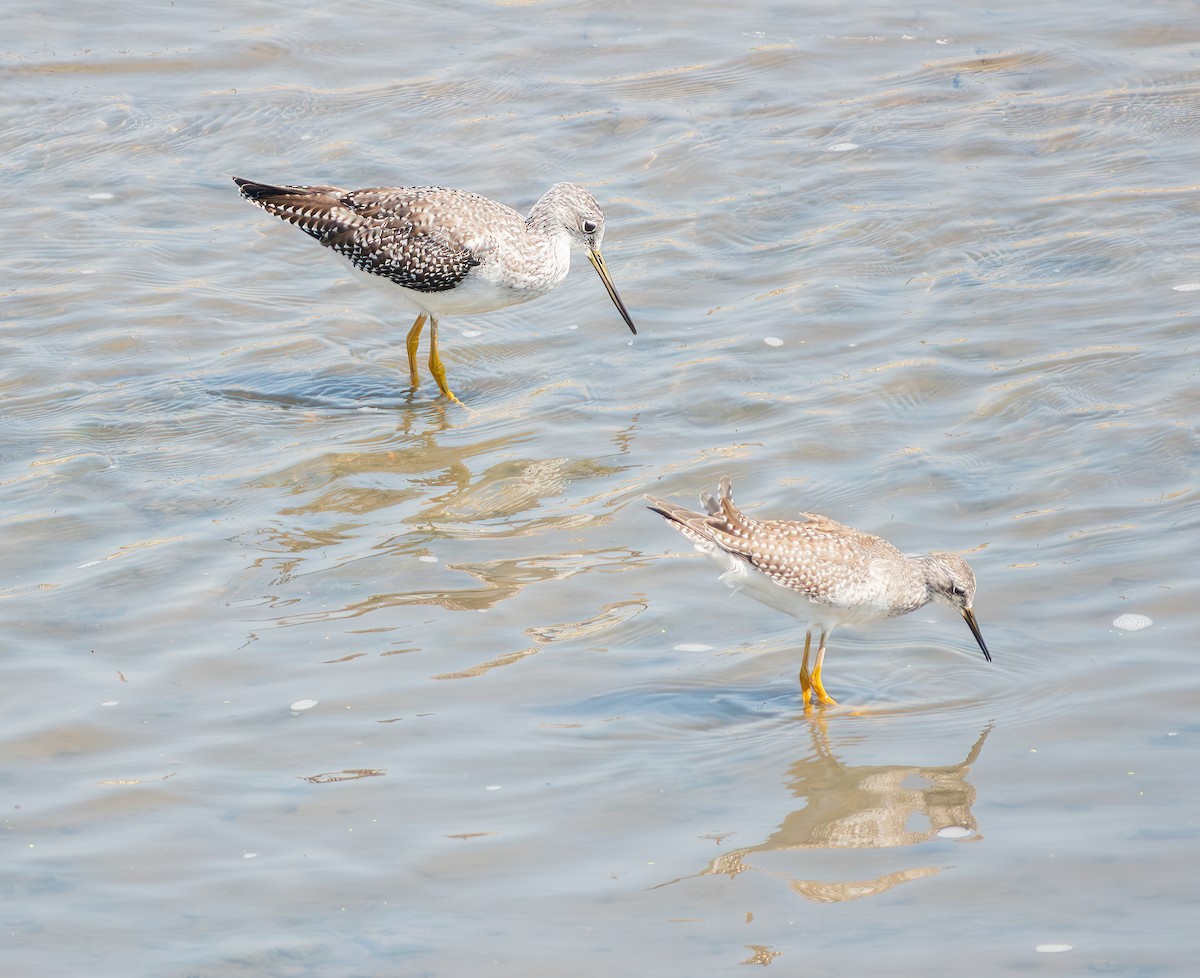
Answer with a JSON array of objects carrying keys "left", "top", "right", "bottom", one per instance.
[
  {"left": 810, "top": 650, "right": 837, "bottom": 706},
  {"left": 428, "top": 352, "right": 460, "bottom": 402},
  {"left": 810, "top": 678, "right": 838, "bottom": 707}
]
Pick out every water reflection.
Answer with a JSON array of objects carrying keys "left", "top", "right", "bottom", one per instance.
[
  {"left": 227, "top": 411, "right": 642, "bottom": 683},
  {"left": 300, "top": 768, "right": 386, "bottom": 784},
  {"left": 431, "top": 597, "right": 646, "bottom": 679},
  {"left": 657, "top": 722, "right": 992, "bottom": 903}
]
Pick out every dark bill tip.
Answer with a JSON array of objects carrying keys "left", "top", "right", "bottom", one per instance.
[
  {"left": 587, "top": 249, "right": 637, "bottom": 335},
  {"left": 961, "top": 607, "right": 991, "bottom": 663}
]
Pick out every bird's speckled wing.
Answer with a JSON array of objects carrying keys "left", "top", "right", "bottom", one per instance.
[
  {"left": 707, "top": 513, "right": 906, "bottom": 604},
  {"left": 235, "top": 180, "right": 486, "bottom": 292},
  {"left": 647, "top": 484, "right": 907, "bottom": 605}
]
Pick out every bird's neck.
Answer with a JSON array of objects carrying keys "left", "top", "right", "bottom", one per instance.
[
  {"left": 525, "top": 207, "right": 564, "bottom": 241},
  {"left": 909, "top": 553, "right": 943, "bottom": 605}
]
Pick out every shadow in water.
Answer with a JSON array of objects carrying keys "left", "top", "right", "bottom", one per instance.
[
  {"left": 209, "top": 370, "right": 418, "bottom": 411},
  {"left": 654, "top": 721, "right": 993, "bottom": 903}
]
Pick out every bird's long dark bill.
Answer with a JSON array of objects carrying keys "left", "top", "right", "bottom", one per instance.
[
  {"left": 587, "top": 249, "right": 638, "bottom": 335},
  {"left": 962, "top": 608, "right": 992, "bottom": 663}
]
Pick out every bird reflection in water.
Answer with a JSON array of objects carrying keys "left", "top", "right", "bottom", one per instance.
[{"left": 652, "top": 722, "right": 993, "bottom": 903}]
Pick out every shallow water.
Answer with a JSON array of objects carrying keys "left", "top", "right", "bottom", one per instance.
[{"left": 4, "top": 1, "right": 1199, "bottom": 975}]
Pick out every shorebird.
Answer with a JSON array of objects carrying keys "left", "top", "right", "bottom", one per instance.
[
  {"left": 646, "top": 478, "right": 991, "bottom": 707},
  {"left": 233, "top": 177, "right": 637, "bottom": 401}
]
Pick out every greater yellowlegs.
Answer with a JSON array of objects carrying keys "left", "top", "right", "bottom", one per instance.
[
  {"left": 232, "top": 177, "right": 638, "bottom": 401},
  {"left": 646, "top": 478, "right": 991, "bottom": 707}
]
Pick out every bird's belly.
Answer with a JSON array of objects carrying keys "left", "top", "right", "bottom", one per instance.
[
  {"left": 696, "top": 545, "right": 827, "bottom": 623},
  {"left": 695, "top": 544, "right": 909, "bottom": 627},
  {"left": 352, "top": 264, "right": 545, "bottom": 317}
]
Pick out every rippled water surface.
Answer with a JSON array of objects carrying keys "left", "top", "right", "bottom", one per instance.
[{"left": 4, "top": 1, "right": 1199, "bottom": 975}]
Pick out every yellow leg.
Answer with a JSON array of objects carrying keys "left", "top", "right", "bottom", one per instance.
[
  {"left": 426, "top": 315, "right": 459, "bottom": 402},
  {"left": 799, "top": 630, "right": 814, "bottom": 709},
  {"left": 809, "top": 629, "right": 838, "bottom": 706},
  {"left": 404, "top": 313, "right": 427, "bottom": 390}
]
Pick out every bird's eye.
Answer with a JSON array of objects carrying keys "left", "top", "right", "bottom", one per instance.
[
  {"left": 582, "top": 220, "right": 597, "bottom": 234},
  {"left": 952, "top": 585, "right": 967, "bottom": 597}
]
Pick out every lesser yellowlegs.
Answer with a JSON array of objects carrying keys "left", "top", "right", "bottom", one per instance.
[
  {"left": 232, "top": 177, "right": 638, "bottom": 401},
  {"left": 645, "top": 478, "right": 991, "bottom": 707}
]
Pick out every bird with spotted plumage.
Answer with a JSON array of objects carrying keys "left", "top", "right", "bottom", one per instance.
[
  {"left": 232, "top": 177, "right": 638, "bottom": 401},
  {"left": 645, "top": 478, "right": 991, "bottom": 708}
]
